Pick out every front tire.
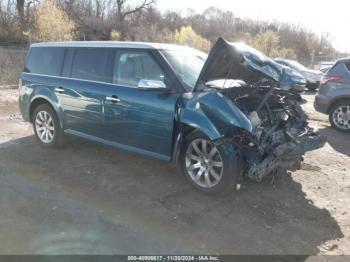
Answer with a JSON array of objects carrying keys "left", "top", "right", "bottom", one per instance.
[
  {"left": 32, "top": 103, "right": 65, "bottom": 147},
  {"left": 180, "top": 131, "right": 239, "bottom": 195},
  {"left": 329, "top": 100, "right": 350, "bottom": 133}
]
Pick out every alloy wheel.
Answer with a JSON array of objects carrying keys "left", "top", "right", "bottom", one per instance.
[
  {"left": 35, "top": 110, "right": 55, "bottom": 143},
  {"left": 185, "top": 138, "right": 223, "bottom": 188},
  {"left": 332, "top": 105, "right": 350, "bottom": 130}
]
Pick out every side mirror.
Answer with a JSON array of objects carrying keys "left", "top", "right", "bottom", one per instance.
[{"left": 137, "top": 79, "right": 167, "bottom": 90}]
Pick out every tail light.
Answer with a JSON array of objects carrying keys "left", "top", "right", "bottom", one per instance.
[{"left": 320, "top": 75, "right": 342, "bottom": 84}]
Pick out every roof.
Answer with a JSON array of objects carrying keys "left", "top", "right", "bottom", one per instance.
[
  {"left": 336, "top": 57, "right": 350, "bottom": 63},
  {"left": 30, "top": 41, "right": 189, "bottom": 50}
]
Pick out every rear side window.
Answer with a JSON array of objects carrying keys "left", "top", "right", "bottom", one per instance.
[
  {"left": 345, "top": 62, "right": 350, "bottom": 72},
  {"left": 71, "top": 48, "right": 113, "bottom": 83},
  {"left": 26, "top": 47, "right": 65, "bottom": 76},
  {"left": 328, "top": 61, "right": 350, "bottom": 75}
]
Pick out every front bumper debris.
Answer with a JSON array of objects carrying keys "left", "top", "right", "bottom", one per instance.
[{"left": 246, "top": 129, "right": 326, "bottom": 181}]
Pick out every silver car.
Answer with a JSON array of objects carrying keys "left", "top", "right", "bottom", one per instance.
[{"left": 314, "top": 58, "right": 350, "bottom": 132}]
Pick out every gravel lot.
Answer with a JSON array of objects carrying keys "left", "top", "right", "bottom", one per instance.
[{"left": 0, "top": 88, "right": 349, "bottom": 255}]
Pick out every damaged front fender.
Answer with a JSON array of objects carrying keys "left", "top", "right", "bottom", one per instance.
[{"left": 179, "top": 91, "right": 253, "bottom": 140}]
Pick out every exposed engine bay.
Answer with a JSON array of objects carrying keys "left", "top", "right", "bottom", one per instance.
[{"left": 212, "top": 80, "right": 326, "bottom": 182}]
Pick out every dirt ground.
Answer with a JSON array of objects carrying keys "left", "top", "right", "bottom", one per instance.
[{"left": 0, "top": 88, "right": 349, "bottom": 256}]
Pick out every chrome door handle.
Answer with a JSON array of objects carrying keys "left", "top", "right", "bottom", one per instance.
[
  {"left": 106, "top": 96, "right": 120, "bottom": 103},
  {"left": 55, "top": 87, "right": 64, "bottom": 93}
]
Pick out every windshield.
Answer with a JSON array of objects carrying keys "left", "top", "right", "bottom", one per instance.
[
  {"left": 161, "top": 49, "right": 207, "bottom": 90},
  {"left": 284, "top": 60, "right": 307, "bottom": 71}
]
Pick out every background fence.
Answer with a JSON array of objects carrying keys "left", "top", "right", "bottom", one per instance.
[{"left": 0, "top": 44, "right": 27, "bottom": 88}]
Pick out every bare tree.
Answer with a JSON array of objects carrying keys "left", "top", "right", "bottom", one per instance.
[
  {"left": 113, "top": 0, "right": 154, "bottom": 39},
  {"left": 15, "top": 0, "right": 38, "bottom": 33},
  {"left": 16, "top": 0, "right": 25, "bottom": 31},
  {"left": 0, "top": 0, "right": 346, "bottom": 65}
]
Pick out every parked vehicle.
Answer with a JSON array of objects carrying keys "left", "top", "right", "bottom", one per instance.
[
  {"left": 19, "top": 38, "right": 325, "bottom": 194},
  {"left": 319, "top": 61, "right": 335, "bottom": 73},
  {"left": 314, "top": 58, "right": 350, "bottom": 132},
  {"left": 275, "top": 58, "right": 322, "bottom": 90},
  {"left": 245, "top": 52, "right": 307, "bottom": 93}
]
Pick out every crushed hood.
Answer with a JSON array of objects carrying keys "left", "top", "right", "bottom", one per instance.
[{"left": 194, "top": 37, "right": 282, "bottom": 92}]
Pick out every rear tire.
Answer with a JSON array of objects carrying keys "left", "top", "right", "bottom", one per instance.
[
  {"left": 180, "top": 130, "right": 240, "bottom": 195},
  {"left": 32, "top": 103, "right": 65, "bottom": 147},
  {"left": 329, "top": 100, "right": 350, "bottom": 133}
]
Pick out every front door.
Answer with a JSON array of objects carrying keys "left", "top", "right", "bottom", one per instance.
[{"left": 103, "top": 50, "right": 179, "bottom": 160}]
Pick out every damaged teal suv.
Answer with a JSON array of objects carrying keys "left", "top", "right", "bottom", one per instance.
[{"left": 19, "top": 38, "right": 325, "bottom": 194}]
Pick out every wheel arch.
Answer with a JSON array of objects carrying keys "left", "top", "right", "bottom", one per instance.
[
  {"left": 327, "top": 96, "right": 350, "bottom": 113},
  {"left": 171, "top": 122, "right": 199, "bottom": 166},
  {"left": 171, "top": 92, "right": 252, "bottom": 165},
  {"left": 176, "top": 127, "right": 240, "bottom": 194},
  {"left": 29, "top": 97, "right": 63, "bottom": 129}
]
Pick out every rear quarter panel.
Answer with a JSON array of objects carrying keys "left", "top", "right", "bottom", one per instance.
[{"left": 20, "top": 73, "right": 64, "bottom": 126}]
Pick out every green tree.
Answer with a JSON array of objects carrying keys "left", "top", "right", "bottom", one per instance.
[
  {"left": 174, "top": 26, "right": 211, "bottom": 52},
  {"left": 114, "top": 0, "right": 154, "bottom": 40},
  {"left": 33, "top": 0, "right": 75, "bottom": 41}
]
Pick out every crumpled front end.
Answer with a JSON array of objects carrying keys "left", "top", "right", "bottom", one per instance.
[
  {"left": 244, "top": 126, "right": 325, "bottom": 181},
  {"left": 191, "top": 37, "right": 326, "bottom": 182},
  {"left": 217, "top": 83, "right": 326, "bottom": 182}
]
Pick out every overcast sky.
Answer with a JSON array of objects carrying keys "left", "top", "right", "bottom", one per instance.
[{"left": 156, "top": 0, "right": 349, "bottom": 53}]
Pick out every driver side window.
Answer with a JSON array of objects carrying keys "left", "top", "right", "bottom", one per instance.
[{"left": 113, "top": 50, "right": 165, "bottom": 88}]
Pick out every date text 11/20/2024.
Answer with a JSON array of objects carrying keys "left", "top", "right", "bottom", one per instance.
[{"left": 127, "top": 255, "right": 219, "bottom": 261}]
